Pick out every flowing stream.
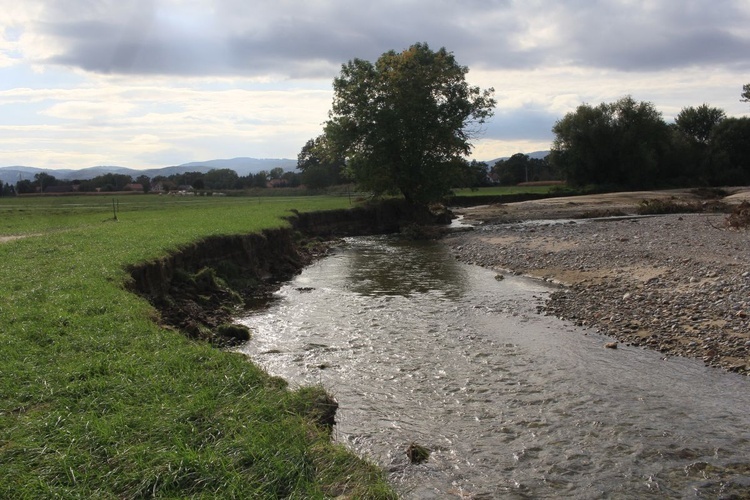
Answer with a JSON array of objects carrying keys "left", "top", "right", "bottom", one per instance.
[{"left": 237, "top": 235, "right": 750, "bottom": 499}]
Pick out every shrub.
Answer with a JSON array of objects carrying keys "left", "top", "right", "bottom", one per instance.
[{"left": 725, "top": 201, "right": 750, "bottom": 229}]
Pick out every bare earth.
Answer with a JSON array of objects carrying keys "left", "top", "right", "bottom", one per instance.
[{"left": 445, "top": 188, "right": 750, "bottom": 375}]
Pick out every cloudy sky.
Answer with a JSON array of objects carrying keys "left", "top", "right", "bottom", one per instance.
[{"left": 1, "top": 1, "right": 749, "bottom": 170}]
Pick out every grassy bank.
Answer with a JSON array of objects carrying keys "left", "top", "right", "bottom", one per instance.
[{"left": 0, "top": 195, "right": 395, "bottom": 498}]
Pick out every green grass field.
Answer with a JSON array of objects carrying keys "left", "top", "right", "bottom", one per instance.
[{"left": 0, "top": 194, "right": 395, "bottom": 498}]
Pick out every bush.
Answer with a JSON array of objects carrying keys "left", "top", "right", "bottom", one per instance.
[
  {"left": 725, "top": 201, "right": 750, "bottom": 229},
  {"left": 636, "top": 198, "right": 728, "bottom": 215},
  {"left": 216, "top": 323, "right": 251, "bottom": 342}
]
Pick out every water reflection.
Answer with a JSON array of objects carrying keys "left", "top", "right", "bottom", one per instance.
[
  {"left": 343, "top": 236, "right": 469, "bottom": 299},
  {"left": 238, "top": 236, "right": 750, "bottom": 499}
]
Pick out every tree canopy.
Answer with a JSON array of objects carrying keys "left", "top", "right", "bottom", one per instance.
[
  {"left": 323, "top": 42, "right": 495, "bottom": 207},
  {"left": 297, "top": 135, "right": 347, "bottom": 189},
  {"left": 550, "top": 96, "right": 671, "bottom": 188},
  {"left": 674, "top": 104, "right": 726, "bottom": 145},
  {"left": 710, "top": 117, "right": 750, "bottom": 185},
  {"left": 491, "top": 153, "right": 557, "bottom": 185}
]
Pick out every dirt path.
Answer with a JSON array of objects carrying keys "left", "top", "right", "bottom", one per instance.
[{"left": 0, "top": 235, "right": 27, "bottom": 244}]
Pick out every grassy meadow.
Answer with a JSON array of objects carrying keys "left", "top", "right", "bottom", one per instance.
[{"left": 0, "top": 194, "right": 395, "bottom": 498}]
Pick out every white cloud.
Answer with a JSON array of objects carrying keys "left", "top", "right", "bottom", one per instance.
[
  {"left": 0, "top": 0, "right": 748, "bottom": 169},
  {"left": 0, "top": 78, "right": 334, "bottom": 168},
  {"left": 41, "top": 100, "right": 136, "bottom": 121}
]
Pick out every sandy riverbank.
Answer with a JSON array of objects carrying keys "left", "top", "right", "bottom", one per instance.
[{"left": 444, "top": 189, "right": 750, "bottom": 375}]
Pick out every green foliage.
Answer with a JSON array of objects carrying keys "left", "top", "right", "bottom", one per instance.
[
  {"left": 550, "top": 94, "right": 750, "bottom": 189},
  {"left": 460, "top": 160, "right": 491, "bottom": 188},
  {"left": 491, "top": 153, "right": 558, "bottom": 185},
  {"left": 406, "top": 442, "right": 431, "bottom": 464},
  {"left": 79, "top": 173, "right": 134, "bottom": 192},
  {"left": 742, "top": 83, "right": 750, "bottom": 103},
  {"left": 709, "top": 117, "right": 750, "bottom": 185},
  {"left": 550, "top": 96, "right": 672, "bottom": 188},
  {"left": 667, "top": 104, "right": 727, "bottom": 185},
  {"left": 217, "top": 323, "right": 252, "bottom": 342},
  {"left": 203, "top": 168, "right": 240, "bottom": 190},
  {"left": 675, "top": 104, "right": 726, "bottom": 144},
  {"left": 297, "top": 135, "right": 347, "bottom": 189},
  {"left": 325, "top": 42, "right": 495, "bottom": 207},
  {"left": 0, "top": 195, "right": 394, "bottom": 498}
]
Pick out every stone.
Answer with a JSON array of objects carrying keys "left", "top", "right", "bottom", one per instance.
[{"left": 406, "top": 442, "right": 431, "bottom": 464}]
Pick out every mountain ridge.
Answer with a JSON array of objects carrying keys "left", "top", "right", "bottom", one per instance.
[
  {"left": 0, "top": 151, "right": 551, "bottom": 186},
  {"left": 0, "top": 157, "right": 298, "bottom": 185}
]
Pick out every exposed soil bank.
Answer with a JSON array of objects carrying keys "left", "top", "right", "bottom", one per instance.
[
  {"left": 128, "top": 229, "right": 309, "bottom": 345},
  {"left": 127, "top": 201, "right": 414, "bottom": 345},
  {"left": 446, "top": 189, "right": 750, "bottom": 375}
]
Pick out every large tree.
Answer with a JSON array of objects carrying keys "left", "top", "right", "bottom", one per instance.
[
  {"left": 324, "top": 43, "right": 495, "bottom": 207},
  {"left": 709, "top": 117, "right": 750, "bottom": 185},
  {"left": 742, "top": 83, "right": 750, "bottom": 103},
  {"left": 550, "top": 96, "right": 671, "bottom": 188},
  {"left": 672, "top": 104, "right": 726, "bottom": 184},
  {"left": 675, "top": 104, "right": 726, "bottom": 145},
  {"left": 203, "top": 168, "right": 239, "bottom": 190}
]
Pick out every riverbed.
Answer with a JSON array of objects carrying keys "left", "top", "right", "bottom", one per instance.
[{"left": 238, "top": 235, "right": 750, "bottom": 498}]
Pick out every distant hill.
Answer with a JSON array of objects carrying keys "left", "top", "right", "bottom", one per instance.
[{"left": 0, "top": 157, "right": 298, "bottom": 185}]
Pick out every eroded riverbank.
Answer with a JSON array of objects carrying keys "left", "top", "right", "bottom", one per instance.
[{"left": 127, "top": 201, "right": 411, "bottom": 345}]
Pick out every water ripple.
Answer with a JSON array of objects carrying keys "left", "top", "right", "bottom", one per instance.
[{"left": 238, "top": 236, "right": 750, "bottom": 498}]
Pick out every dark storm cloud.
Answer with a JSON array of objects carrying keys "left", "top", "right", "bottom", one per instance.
[
  {"left": 557, "top": 1, "right": 750, "bottom": 72},
  {"left": 30, "top": 0, "right": 750, "bottom": 77}
]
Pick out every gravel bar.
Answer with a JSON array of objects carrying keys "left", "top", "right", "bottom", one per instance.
[{"left": 444, "top": 212, "right": 750, "bottom": 375}]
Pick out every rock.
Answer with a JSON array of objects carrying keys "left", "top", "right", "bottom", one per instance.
[
  {"left": 446, "top": 212, "right": 750, "bottom": 376},
  {"left": 605, "top": 342, "right": 618, "bottom": 349},
  {"left": 406, "top": 442, "right": 430, "bottom": 464}
]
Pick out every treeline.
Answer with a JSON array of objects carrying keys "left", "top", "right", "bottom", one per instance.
[
  {"left": 153, "top": 167, "right": 300, "bottom": 191},
  {"left": 549, "top": 94, "right": 750, "bottom": 189},
  {"left": 489, "top": 154, "right": 560, "bottom": 185},
  {"left": 301, "top": 87, "right": 750, "bottom": 191},
  {"left": 7, "top": 168, "right": 304, "bottom": 195},
  {"left": 491, "top": 92, "right": 749, "bottom": 189},
  {"left": 297, "top": 93, "right": 750, "bottom": 192}
]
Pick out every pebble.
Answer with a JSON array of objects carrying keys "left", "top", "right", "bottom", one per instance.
[{"left": 445, "top": 213, "right": 750, "bottom": 375}]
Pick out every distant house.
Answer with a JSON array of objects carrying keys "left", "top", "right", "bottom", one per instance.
[
  {"left": 123, "top": 183, "right": 144, "bottom": 192},
  {"left": 267, "top": 179, "right": 289, "bottom": 188}
]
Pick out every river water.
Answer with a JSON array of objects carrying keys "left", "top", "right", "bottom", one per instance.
[{"left": 237, "top": 235, "right": 750, "bottom": 499}]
